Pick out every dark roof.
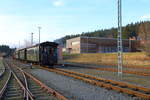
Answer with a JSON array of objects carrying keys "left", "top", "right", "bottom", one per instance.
[
  {"left": 39, "top": 41, "right": 58, "bottom": 46},
  {"left": 17, "top": 41, "right": 58, "bottom": 51}
]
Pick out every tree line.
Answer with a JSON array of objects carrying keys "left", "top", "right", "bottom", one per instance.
[
  {"left": 0, "top": 45, "right": 15, "bottom": 57},
  {"left": 56, "top": 21, "right": 150, "bottom": 44},
  {"left": 55, "top": 21, "right": 150, "bottom": 55}
]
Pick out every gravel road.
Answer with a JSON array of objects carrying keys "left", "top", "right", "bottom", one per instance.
[{"left": 25, "top": 67, "right": 139, "bottom": 100}]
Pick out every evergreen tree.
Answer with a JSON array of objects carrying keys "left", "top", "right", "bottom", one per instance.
[{"left": 55, "top": 21, "right": 150, "bottom": 46}]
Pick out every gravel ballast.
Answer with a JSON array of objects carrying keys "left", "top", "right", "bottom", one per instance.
[
  {"left": 26, "top": 68, "right": 138, "bottom": 100},
  {"left": 59, "top": 66, "right": 150, "bottom": 88}
]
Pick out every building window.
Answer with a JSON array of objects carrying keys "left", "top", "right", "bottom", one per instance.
[{"left": 71, "top": 41, "right": 80, "bottom": 45}]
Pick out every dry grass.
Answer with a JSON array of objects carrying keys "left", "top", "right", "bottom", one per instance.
[
  {"left": 0, "top": 59, "right": 7, "bottom": 90},
  {"left": 0, "top": 59, "right": 4, "bottom": 71},
  {"left": 63, "top": 52, "right": 150, "bottom": 68}
]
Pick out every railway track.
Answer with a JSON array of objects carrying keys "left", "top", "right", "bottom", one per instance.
[
  {"left": 10, "top": 59, "right": 150, "bottom": 99},
  {"left": 14, "top": 60, "right": 150, "bottom": 76},
  {"left": 0, "top": 72, "right": 26, "bottom": 100},
  {"left": 63, "top": 63, "right": 150, "bottom": 76},
  {"left": 102, "top": 63, "right": 150, "bottom": 70},
  {"left": 0, "top": 61, "right": 34, "bottom": 100},
  {"left": 91, "top": 67, "right": 150, "bottom": 76},
  {"left": 38, "top": 66, "right": 150, "bottom": 99},
  {"left": 24, "top": 71, "right": 68, "bottom": 100},
  {"left": 4, "top": 59, "right": 68, "bottom": 100},
  {"left": 75, "top": 62, "right": 150, "bottom": 70}
]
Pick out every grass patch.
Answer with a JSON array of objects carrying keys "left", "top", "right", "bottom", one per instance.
[
  {"left": 63, "top": 52, "right": 150, "bottom": 68},
  {"left": 0, "top": 58, "right": 9, "bottom": 90},
  {"left": 0, "top": 71, "right": 10, "bottom": 90},
  {"left": 0, "top": 58, "right": 4, "bottom": 73}
]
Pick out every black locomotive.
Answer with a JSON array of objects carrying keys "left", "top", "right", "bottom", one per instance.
[{"left": 14, "top": 42, "right": 58, "bottom": 66}]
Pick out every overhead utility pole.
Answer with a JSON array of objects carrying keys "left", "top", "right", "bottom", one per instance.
[
  {"left": 38, "top": 27, "right": 41, "bottom": 44},
  {"left": 31, "top": 33, "right": 34, "bottom": 46},
  {"left": 117, "top": 0, "right": 123, "bottom": 77}
]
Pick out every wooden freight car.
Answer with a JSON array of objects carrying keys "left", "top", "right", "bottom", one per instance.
[{"left": 14, "top": 42, "right": 58, "bottom": 66}]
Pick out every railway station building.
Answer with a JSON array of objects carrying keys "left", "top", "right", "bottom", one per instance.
[{"left": 66, "top": 36, "right": 139, "bottom": 54}]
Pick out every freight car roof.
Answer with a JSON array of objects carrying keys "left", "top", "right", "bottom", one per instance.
[
  {"left": 16, "top": 41, "right": 58, "bottom": 51},
  {"left": 39, "top": 41, "right": 58, "bottom": 46}
]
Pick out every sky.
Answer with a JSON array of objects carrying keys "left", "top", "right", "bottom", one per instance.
[{"left": 0, "top": 0, "right": 150, "bottom": 47}]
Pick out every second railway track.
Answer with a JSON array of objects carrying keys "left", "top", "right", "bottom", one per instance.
[
  {"left": 62, "top": 63, "right": 150, "bottom": 76},
  {"left": 8, "top": 59, "right": 150, "bottom": 99},
  {"left": 37, "top": 66, "right": 150, "bottom": 100}
]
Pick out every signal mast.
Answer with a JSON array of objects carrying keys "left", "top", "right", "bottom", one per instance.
[{"left": 117, "top": 0, "right": 123, "bottom": 78}]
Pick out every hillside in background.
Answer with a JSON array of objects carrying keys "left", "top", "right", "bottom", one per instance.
[{"left": 55, "top": 21, "right": 150, "bottom": 46}]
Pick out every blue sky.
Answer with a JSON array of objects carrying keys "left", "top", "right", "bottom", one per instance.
[{"left": 0, "top": 0, "right": 150, "bottom": 47}]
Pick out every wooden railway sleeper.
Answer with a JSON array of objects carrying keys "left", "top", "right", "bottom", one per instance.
[
  {"left": 4, "top": 60, "right": 34, "bottom": 100},
  {"left": 23, "top": 71, "right": 68, "bottom": 100},
  {"left": 12, "top": 60, "right": 150, "bottom": 99}
]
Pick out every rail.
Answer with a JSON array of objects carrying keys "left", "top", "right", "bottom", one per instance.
[
  {"left": 20, "top": 68, "right": 34, "bottom": 100},
  {"left": 24, "top": 71, "right": 68, "bottom": 100},
  {"left": 12, "top": 62, "right": 34, "bottom": 99},
  {"left": 39, "top": 66, "right": 150, "bottom": 99},
  {"left": 56, "top": 68, "right": 150, "bottom": 93},
  {"left": 1, "top": 60, "right": 34, "bottom": 100},
  {"left": 11, "top": 59, "right": 150, "bottom": 99},
  {"left": 0, "top": 71, "right": 12, "bottom": 99},
  {"left": 7, "top": 59, "right": 69, "bottom": 100},
  {"left": 63, "top": 63, "right": 150, "bottom": 76}
]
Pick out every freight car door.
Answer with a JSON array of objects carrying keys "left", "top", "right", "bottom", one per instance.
[
  {"left": 49, "top": 47, "right": 57, "bottom": 64},
  {"left": 48, "top": 47, "right": 57, "bottom": 65}
]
